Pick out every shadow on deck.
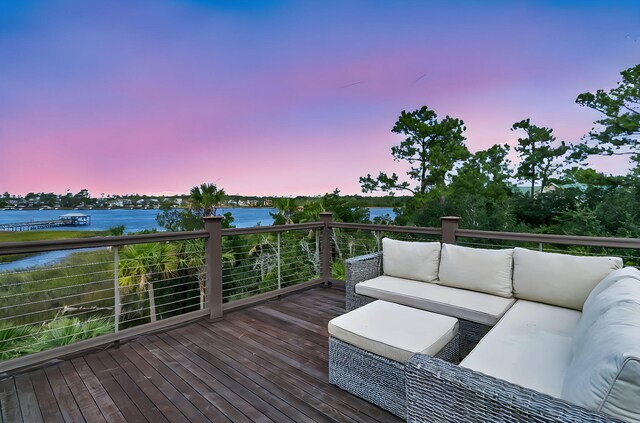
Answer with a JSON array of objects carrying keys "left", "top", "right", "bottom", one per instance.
[{"left": 0, "top": 286, "right": 401, "bottom": 423}]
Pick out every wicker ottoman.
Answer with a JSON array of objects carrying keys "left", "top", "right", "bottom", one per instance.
[{"left": 328, "top": 300, "right": 460, "bottom": 419}]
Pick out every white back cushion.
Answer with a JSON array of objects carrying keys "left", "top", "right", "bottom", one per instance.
[
  {"left": 382, "top": 238, "right": 440, "bottom": 283},
  {"left": 438, "top": 243, "right": 513, "bottom": 298},
  {"left": 562, "top": 298, "right": 640, "bottom": 422},
  {"left": 573, "top": 269, "right": 640, "bottom": 354},
  {"left": 513, "top": 247, "right": 622, "bottom": 310}
]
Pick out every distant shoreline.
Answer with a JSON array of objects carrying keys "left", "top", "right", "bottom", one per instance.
[
  {"left": 1, "top": 205, "right": 399, "bottom": 212},
  {"left": 0, "top": 206, "right": 276, "bottom": 211}
]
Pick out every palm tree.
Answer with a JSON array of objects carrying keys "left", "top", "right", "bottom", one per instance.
[
  {"left": 297, "top": 200, "right": 324, "bottom": 223},
  {"left": 271, "top": 198, "right": 298, "bottom": 224},
  {"left": 0, "top": 324, "right": 36, "bottom": 360},
  {"left": 34, "top": 317, "right": 113, "bottom": 350},
  {"left": 118, "top": 243, "right": 179, "bottom": 322},
  {"left": 179, "top": 239, "right": 235, "bottom": 309},
  {"left": 249, "top": 235, "right": 277, "bottom": 289},
  {"left": 189, "top": 183, "right": 226, "bottom": 216}
]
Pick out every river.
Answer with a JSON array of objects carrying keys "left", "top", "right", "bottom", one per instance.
[
  {"left": 0, "top": 207, "right": 395, "bottom": 271},
  {"left": 0, "top": 207, "right": 395, "bottom": 232}
]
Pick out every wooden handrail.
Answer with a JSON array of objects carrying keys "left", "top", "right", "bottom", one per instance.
[
  {"left": 0, "top": 222, "right": 327, "bottom": 256},
  {"left": 221, "top": 222, "right": 323, "bottom": 236},
  {"left": 3, "top": 218, "right": 637, "bottom": 257},
  {"left": 329, "top": 221, "right": 442, "bottom": 235},
  {"left": 328, "top": 221, "right": 639, "bottom": 250},
  {"left": 0, "top": 230, "right": 209, "bottom": 255},
  {"left": 456, "top": 229, "right": 640, "bottom": 249}
]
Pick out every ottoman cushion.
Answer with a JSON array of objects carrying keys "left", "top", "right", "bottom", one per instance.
[{"left": 328, "top": 300, "right": 458, "bottom": 363}]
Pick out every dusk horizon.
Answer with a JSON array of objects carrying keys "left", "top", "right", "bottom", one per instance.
[{"left": 2, "top": 0, "right": 639, "bottom": 196}]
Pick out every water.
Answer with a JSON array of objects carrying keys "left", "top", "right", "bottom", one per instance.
[
  {"left": 0, "top": 207, "right": 395, "bottom": 271},
  {"left": 0, "top": 207, "right": 395, "bottom": 232},
  {"left": 1, "top": 249, "right": 101, "bottom": 271}
]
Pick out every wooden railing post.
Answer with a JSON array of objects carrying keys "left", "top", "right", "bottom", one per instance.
[
  {"left": 319, "top": 212, "right": 333, "bottom": 285},
  {"left": 441, "top": 216, "right": 460, "bottom": 244},
  {"left": 204, "top": 216, "right": 223, "bottom": 320}
]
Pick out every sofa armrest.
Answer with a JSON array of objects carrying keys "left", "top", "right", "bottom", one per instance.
[
  {"left": 405, "top": 353, "right": 623, "bottom": 423},
  {"left": 345, "top": 252, "right": 382, "bottom": 311}
]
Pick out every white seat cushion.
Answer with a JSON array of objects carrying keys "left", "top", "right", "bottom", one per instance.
[
  {"left": 356, "top": 275, "right": 516, "bottom": 326},
  {"left": 438, "top": 243, "right": 514, "bottom": 298},
  {"left": 328, "top": 300, "right": 458, "bottom": 363},
  {"left": 513, "top": 247, "right": 623, "bottom": 310},
  {"left": 562, "top": 281, "right": 640, "bottom": 422},
  {"left": 460, "top": 300, "right": 581, "bottom": 398},
  {"left": 382, "top": 238, "right": 441, "bottom": 283}
]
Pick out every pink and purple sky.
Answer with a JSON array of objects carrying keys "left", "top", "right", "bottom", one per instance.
[{"left": 1, "top": 1, "right": 639, "bottom": 196}]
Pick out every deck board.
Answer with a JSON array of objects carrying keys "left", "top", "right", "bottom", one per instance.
[
  {"left": 67, "top": 359, "right": 125, "bottom": 423},
  {"left": 0, "top": 377, "right": 23, "bottom": 423},
  {"left": 13, "top": 374, "right": 44, "bottom": 423},
  {"left": 2, "top": 286, "right": 402, "bottom": 423},
  {"left": 44, "top": 365, "right": 87, "bottom": 423},
  {"left": 29, "top": 370, "right": 65, "bottom": 422}
]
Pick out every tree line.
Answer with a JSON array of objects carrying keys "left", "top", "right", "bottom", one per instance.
[{"left": 359, "top": 63, "right": 640, "bottom": 237}]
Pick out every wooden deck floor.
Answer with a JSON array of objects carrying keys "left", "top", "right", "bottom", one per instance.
[{"left": 0, "top": 286, "right": 402, "bottom": 423}]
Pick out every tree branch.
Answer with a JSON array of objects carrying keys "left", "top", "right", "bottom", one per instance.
[{"left": 621, "top": 104, "right": 640, "bottom": 115}]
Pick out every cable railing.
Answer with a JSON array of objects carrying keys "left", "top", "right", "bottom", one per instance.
[
  {"left": 0, "top": 217, "right": 331, "bottom": 373},
  {"left": 0, "top": 231, "right": 211, "bottom": 373},
  {"left": 2, "top": 212, "right": 640, "bottom": 374},
  {"left": 329, "top": 217, "right": 640, "bottom": 275},
  {"left": 220, "top": 228, "right": 322, "bottom": 302},
  {"left": 326, "top": 222, "right": 442, "bottom": 279},
  {"left": 219, "top": 219, "right": 327, "bottom": 312}
]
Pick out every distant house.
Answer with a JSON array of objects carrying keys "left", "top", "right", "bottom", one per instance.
[
  {"left": 512, "top": 183, "right": 599, "bottom": 197},
  {"left": 512, "top": 183, "right": 559, "bottom": 196},
  {"left": 558, "top": 183, "right": 590, "bottom": 192}
]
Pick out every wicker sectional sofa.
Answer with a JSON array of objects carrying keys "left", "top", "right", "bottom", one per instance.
[{"left": 341, "top": 238, "right": 640, "bottom": 422}]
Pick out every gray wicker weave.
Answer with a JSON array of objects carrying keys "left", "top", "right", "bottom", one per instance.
[
  {"left": 345, "top": 252, "right": 381, "bottom": 311},
  {"left": 405, "top": 353, "right": 624, "bottom": 423},
  {"left": 458, "top": 319, "right": 491, "bottom": 357},
  {"left": 345, "top": 252, "right": 492, "bottom": 357},
  {"left": 329, "top": 337, "right": 406, "bottom": 418},
  {"left": 329, "top": 334, "right": 460, "bottom": 419}
]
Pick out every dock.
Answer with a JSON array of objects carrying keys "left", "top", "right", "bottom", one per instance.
[{"left": 0, "top": 213, "right": 91, "bottom": 232}]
